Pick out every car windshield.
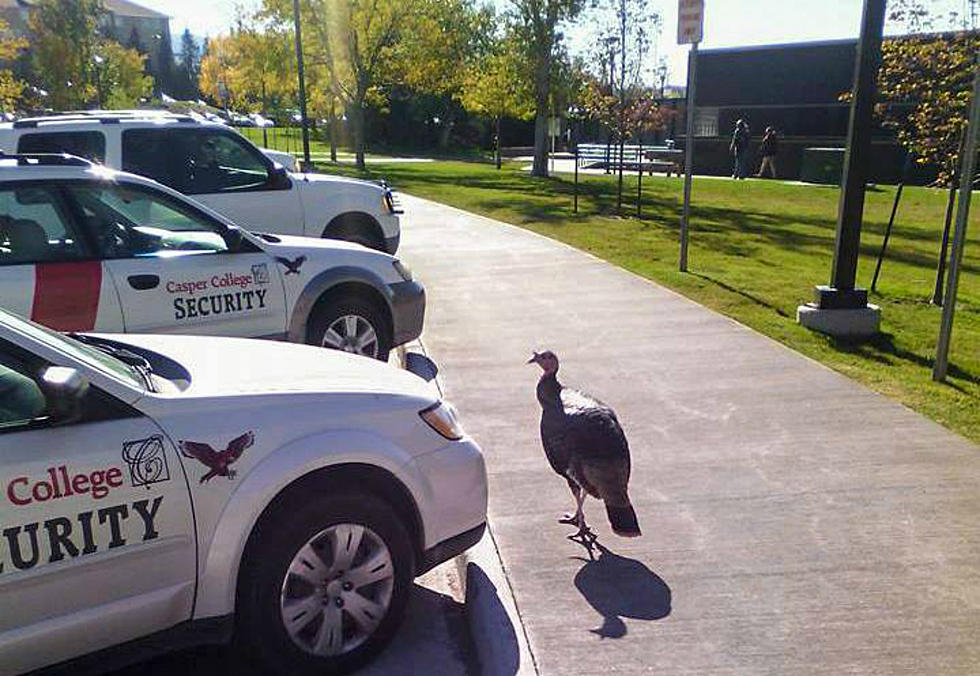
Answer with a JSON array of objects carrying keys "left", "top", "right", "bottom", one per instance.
[{"left": 1, "top": 309, "right": 145, "bottom": 388}]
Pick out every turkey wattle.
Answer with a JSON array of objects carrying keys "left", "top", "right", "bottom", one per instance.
[{"left": 528, "top": 350, "right": 641, "bottom": 541}]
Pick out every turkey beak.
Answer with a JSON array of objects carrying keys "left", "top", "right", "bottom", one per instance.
[{"left": 526, "top": 352, "right": 539, "bottom": 365}]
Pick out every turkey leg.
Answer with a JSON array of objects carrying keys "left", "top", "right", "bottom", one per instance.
[{"left": 561, "top": 479, "right": 597, "bottom": 545}]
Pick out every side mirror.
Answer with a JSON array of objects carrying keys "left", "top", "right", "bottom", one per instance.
[
  {"left": 269, "top": 164, "right": 291, "bottom": 189},
  {"left": 224, "top": 227, "right": 244, "bottom": 252},
  {"left": 39, "top": 366, "right": 88, "bottom": 424}
]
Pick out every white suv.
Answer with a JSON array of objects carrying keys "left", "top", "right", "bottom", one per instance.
[
  {"left": 0, "top": 154, "right": 423, "bottom": 361},
  {"left": 0, "top": 307, "right": 487, "bottom": 675},
  {"left": 0, "top": 111, "right": 402, "bottom": 253}
]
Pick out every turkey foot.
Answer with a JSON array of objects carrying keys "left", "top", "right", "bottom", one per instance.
[{"left": 568, "top": 524, "right": 599, "bottom": 559}]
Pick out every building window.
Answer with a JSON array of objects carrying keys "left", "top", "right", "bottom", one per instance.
[{"left": 694, "top": 108, "right": 719, "bottom": 137}]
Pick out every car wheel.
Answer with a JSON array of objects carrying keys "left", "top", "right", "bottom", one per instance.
[
  {"left": 324, "top": 214, "right": 385, "bottom": 252},
  {"left": 307, "top": 296, "right": 391, "bottom": 361},
  {"left": 236, "top": 491, "right": 415, "bottom": 676}
]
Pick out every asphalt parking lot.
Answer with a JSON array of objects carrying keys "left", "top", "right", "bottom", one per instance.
[{"left": 109, "top": 564, "right": 472, "bottom": 676}]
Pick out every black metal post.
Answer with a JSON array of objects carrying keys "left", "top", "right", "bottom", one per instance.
[
  {"left": 871, "top": 153, "right": 913, "bottom": 293},
  {"left": 637, "top": 137, "right": 643, "bottom": 218},
  {"left": 292, "top": 0, "right": 312, "bottom": 171},
  {"left": 815, "top": 0, "right": 887, "bottom": 309},
  {"left": 932, "top": 185, "right": 958, "bottom": 305},
  {"left": 573, "top": 128, "right": 579, "bottom": 214}
]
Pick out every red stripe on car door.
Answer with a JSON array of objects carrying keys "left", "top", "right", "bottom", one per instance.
[{"left": 32, "top": 262, "right": 103, "bottom": 331}]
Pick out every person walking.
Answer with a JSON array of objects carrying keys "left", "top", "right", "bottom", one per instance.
[
  {"left": 729, "top": 119, "right": 751, "bottom": 179},
  {"left": 756, "top": 126, "right": 779, "bottom": 178}
]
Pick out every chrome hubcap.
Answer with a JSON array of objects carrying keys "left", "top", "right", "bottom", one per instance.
[
  {"left": 279, "top": 524, "right": 394, "bottom": 656},
  {"left": 321, "top": 315, "right": 379, "bottom": 358}
]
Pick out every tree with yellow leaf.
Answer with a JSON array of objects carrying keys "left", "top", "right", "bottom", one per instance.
[
  {"left": 0, "top": 19, "right": 26, "bottom": 113},
  {"left": 461, "top": 28, "right": 534, "bottom": 168}
]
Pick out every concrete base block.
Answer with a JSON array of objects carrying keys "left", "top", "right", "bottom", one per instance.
[{"left": 797, "top": 303, "right": 881, "bottom": 339}]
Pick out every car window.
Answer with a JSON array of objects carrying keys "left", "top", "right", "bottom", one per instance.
[
  {"left": 66, "top": 183, "right": 230, "bottom": 259},
  {"left": 18, "top": 131, "right": 107, "bottom": 163},
  {"left": 0, "top": 185, "right": 89, "bottom": 265},
  {"left": 122, "top": 128, "right": 186, "bottom": 191},
  {"left": 184, "top": 130, "right": 271, "bottom": 194},
  {"left": 0, "top": 349, "right": 46, "bottom": 429}
]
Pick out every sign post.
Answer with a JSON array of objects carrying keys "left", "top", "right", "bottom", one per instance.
[
  {"left": 933, "top": 61, "right": 980, "bottom": 382},
  {"left": 678, "top": 0, "right": 704, "bottom": 272}
]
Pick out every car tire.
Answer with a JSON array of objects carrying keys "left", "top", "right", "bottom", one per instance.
[
  {"left": 236, "top": 490, "right": 415, "bottom": 676},
  {"left": 306, "top": 295, "right": 391, "bottom": 361},
  {"left": 324, "top": 214, "right": 385, "bottom": 252}
]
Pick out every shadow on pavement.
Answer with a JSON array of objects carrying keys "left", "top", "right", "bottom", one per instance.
[
  {"left": 465, "top": 563, "right": 522, "bottom": 676},
  {"left": 572, "top": 542, "right": 671, "bottom": 639},
  {"left": 108, "top": 583, "right": 467, "bottom": 676}
]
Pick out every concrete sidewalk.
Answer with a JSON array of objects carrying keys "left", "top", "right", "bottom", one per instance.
[{"left": 397, "top": 194, "right": 980, "bottom": 675}]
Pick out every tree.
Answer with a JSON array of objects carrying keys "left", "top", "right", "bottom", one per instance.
[
  {"left": 509, "top": 0, "right": 587, "bottom": 177},
  {"left": 461, "top": 28, "right": 534, "bottom": 168},
  {"left": 398, "top": 0, "right": 495, "bottom": 148},
  {"left": 95, "top": 40, "right": 153, "bottom": 108},
  {"left": 263, "top": 0, "right": 427, "bottom": 170},
  {"left": 200, "top": 23, "right": 294, "bottom": 113},
  {"left": 0, "top": 18, "right": 26, "bottom": 113},
  {"left": 583, "top": 0, "right": 662, "bottom": 208},
  {"left": 28, "top": 0, "right": 103, "bottom": 109},
  {"left": 178, "top": 29, "right": 201, "bottom": 98}
]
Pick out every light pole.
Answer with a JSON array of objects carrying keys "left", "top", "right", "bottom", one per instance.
[
  {"left": 797, "top": 0, "right": 886, "bottom": 339},
  {"left": 292, "top": 0, "right": 312, "bottom": 171}
]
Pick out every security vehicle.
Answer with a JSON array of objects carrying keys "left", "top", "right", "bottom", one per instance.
[
  {"left": 0, "top": 153, "right": 423, "bottom": 361},
  {"left": 0, "top": 308, "right": 487, "bottom": 675},
  {"left": 0, "top": 111, "right": 402, "bottom": 253}
]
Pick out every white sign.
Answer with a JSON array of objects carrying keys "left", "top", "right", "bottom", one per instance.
[{"left": 678, "top": 0, "right": 704, "bottom": 45}]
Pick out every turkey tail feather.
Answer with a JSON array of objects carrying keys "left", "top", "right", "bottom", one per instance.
[{"left": 606, "top": 503, "right": 641, "bottom": 537}]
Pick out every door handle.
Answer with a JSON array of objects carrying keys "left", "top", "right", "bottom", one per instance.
[{"left": 128, "top": 274, "right": 159, "bottom": 290}]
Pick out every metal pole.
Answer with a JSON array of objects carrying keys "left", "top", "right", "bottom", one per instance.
[
  {"left": 870, "top": 181, "right": 903, "bottom": 293},
  {"left": 934, "top": 63, "right": 980, "bottom": 382},
  {"left": 826, "top": 0, "right": 886, "bottom": 301},
  {"left": 679, "top": 42, "right": 698, "bottom": 272},
  {"left": 637, "top": 137, "right": 643, "bottom": 218},
  {"left": 932, "top": 185, "right": 958, "bottom": 305},
  {"left": 573, "top": 128, "right": 579, "bottom": 214},
  {"left": 292, "top": 0, "right": 312, "bottom": 171}
]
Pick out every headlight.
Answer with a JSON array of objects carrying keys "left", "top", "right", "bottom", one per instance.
[
  {"left": 419, "top": 401, "right": 464, "bottom": 440},
  {"left": 392, "top": 259, "right": 413, "bottom": 281}
]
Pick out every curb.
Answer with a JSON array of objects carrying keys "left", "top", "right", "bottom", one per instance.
[{"left": 396, "top": 339, "right": 538, "bottom": 676}]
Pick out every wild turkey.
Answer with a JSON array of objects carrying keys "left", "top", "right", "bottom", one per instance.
[{"left": 528, "top": 350, "right": 641, "bottom": 544}]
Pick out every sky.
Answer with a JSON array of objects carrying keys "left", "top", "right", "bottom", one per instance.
[{"left": 139, "top": 0, "right": 970, "bottom": 86}]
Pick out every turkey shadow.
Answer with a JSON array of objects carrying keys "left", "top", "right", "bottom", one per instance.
[{"left": 572, "top": 543, "right": 671, "bottom": 639}]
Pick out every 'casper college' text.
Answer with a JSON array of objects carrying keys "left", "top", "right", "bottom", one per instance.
[
  {"left": 2, "top": 466, "right": 165, "bottom": 573},
  {"left": 167, "top": 267, "right": 270, "bottom": 321}
]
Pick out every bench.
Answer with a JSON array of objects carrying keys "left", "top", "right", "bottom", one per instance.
[{"left": 576, "top": 144, "right": 683, "bottom": 176}]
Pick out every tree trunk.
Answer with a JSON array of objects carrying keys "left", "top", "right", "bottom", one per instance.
[
  {"left": 351, "top": 100, "right": 366, "bottom": 171},
  {"left": 329, "top": 100, "right": 337, "bottom": 163},
  {"left": 437, "top": 109, "right": 454, "bottom": 149},
  {"left": 495, "top": 116, "right": 502, "bottom": 170},
  {"left": 531, "top": 46, "right": 551, "bottom": 177}
]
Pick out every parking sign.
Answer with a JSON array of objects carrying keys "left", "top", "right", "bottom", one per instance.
[{"left": 678, "top": 0, "right": 704, "bottom": 44}]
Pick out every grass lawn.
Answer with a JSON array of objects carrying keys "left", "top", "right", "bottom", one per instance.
[{"left": 318, "top": 158, "right": 979, "bottom": 444}]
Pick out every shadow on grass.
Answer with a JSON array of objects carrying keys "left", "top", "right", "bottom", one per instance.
[{"left": 829, "top": 331, "right": 980, "bottom": 392}]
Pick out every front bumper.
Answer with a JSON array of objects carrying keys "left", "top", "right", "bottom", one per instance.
[
  {"left": 389, "top": 280, "right": 425, "bottom": 347},
  {"left": 419, "top": 522, "right": 486, "bottom": 575}
]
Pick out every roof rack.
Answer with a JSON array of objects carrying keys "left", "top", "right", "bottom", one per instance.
[
  {"left": 0, "top": 152, "right": 92, "bottom": 167},
  {"left": 11, "top": 110, "right": 199, "bottom": 129}
]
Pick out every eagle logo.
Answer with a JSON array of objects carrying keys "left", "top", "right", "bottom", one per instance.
[
  {"left": 275, "top": 255, "right": 307, "bottom": 276},
  {"left": 179, "top": 431, "right": 254, "bottom": 483}
]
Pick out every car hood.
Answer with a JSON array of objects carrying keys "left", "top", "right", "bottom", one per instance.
[
  {"left": 290, "top": 171, "right": 386, "bottom": 194},
  {"left": 96, "top": 333, "right": 433, "bottom": 401},
  {"left": 253, "top": 232, "right": 390, "bottom": 256}
]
